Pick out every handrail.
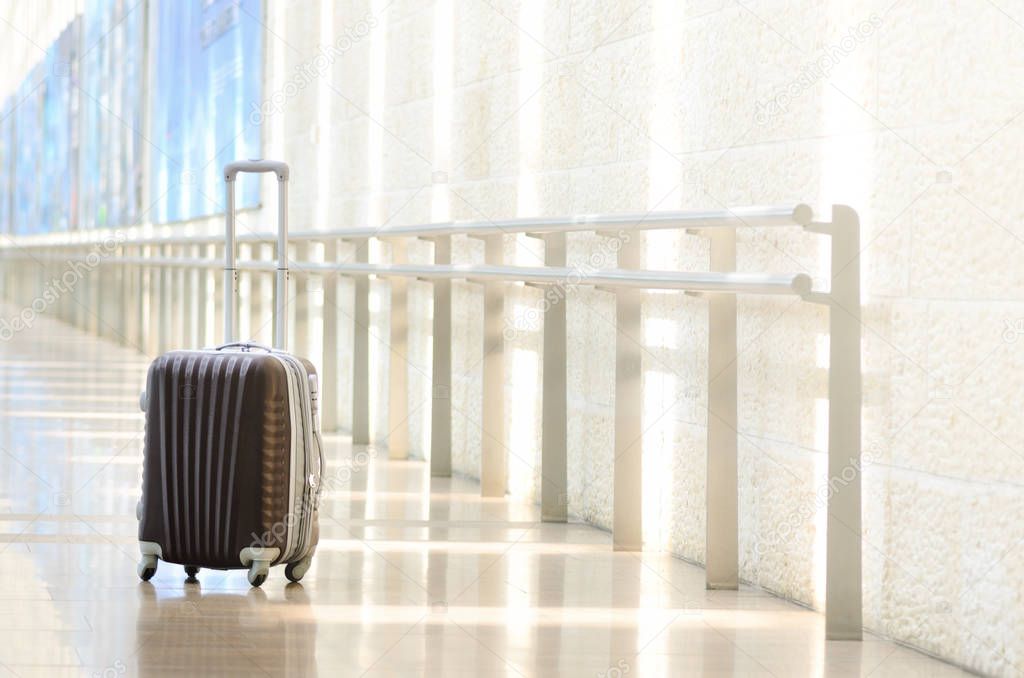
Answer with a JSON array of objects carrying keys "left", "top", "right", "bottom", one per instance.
[
  {"left": 0, "top": 201, "right": 861, "bottom": 642},
  {"left": 0, "top": 203, "right": 813, "bottom": 249},
  {"left": 89, "top": 255, "right": 814, "bottom": 297}
]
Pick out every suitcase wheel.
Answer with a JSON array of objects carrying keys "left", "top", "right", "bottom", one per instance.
[
  {"left": 137, "top": 554, "right": 158, "bottom": 581},
  {"left": 247, "top": 561, "right": 270, "bottom": 587},
  {"left": 285, "top": 556, "right": 312, "bottom": 583},
  {"left": 184, "top": 566, "right": 199, "bottom": 580}
]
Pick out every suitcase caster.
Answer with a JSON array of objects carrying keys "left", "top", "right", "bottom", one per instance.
[
  {"left": 239, "top": 547, "right": 278, "bottom": 588},
  {"left": 184, "top": 566, "right": 199, "bottom": 580},
  {"left": 247, "top": 561, "right": 270, "bottom": 587},
  {"left": 285, "top": 556, "right": 312, "bottom": 583},
  {"left": 138, "top": 554, "right": 158, "bottom": 581}
]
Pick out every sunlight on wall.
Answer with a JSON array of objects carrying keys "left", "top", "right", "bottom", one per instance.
[
  {"left": 644, "top": 316, "right": 679, "bottom": 350},
  {"left": 506, "top": 1, "right": 546, "bottom": 500},
  {"left": 508, "top": 347, "right": 540, "bottom": 498},
  {"left": 645, "top": 0, "right": 684, "bottom": 272},
  {"left": 432, "top": 0, "right": 453, "bottom": 222},
  {"left": 367, "top": 0, "right": 388, "bottom": 228},
  {"left": 641, "top": 0, "right": 686, "bottom": 551},
  {"left": 515, "top": 1, "right": 544, "bottom": 217},
  {"left": 642, "top": 367, "right": 676, "bottom": 549},
  {"left": 367, "top": 241, "right": 386, "bottom": 442},
  {"left": 812, "top": 4, "right": 876, "bottom": 612},
  {"left": 317, "top": 0, "right": 335, "bottom": 229}
]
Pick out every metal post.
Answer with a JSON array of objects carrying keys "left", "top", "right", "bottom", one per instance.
[
  {"left": 75, "top": 249, "right": 87, "bottom": 332},
  {"left": 195, "top": 245, "right": 209, "bottom": 348},
  {"left": 321, "top": 240, "right": 340, "bottom": 432},
  {"left": 159, "top": 245, "right": 173, "bottom": 353},
  {"left": 352, "top": 238, "right": 371, "bottom": 446},
  {"left": 540, "top": 232, "right": 568, "bottom": 522},
  {"left": 171, "top": 246, "right": 185, "bottom": 347},
  {"left": 387, "top": 238, "right": 410, "bottom": 458},
  {"left": 182, "top": 244, "right": 196, "bottom": 347},
  {"left": 127, "top": 246, "right": 142, "bottom": 349},
  {"left": 706, "top": 229, "right": 738, "bottom": 589},
  {"left": 821, "top": 205, "right": 863, "bottom": 640},
  {"left": 294, "top": 242, "right": 311, "bottom": 358},
  {"left": 88, "top": 250, "right": 100, "bottom": 336},
  {"left": 145, "top": 246, "right": 159, "bottom": 356},
  {"left": 274, "top": 179, "right": 288, "bottom": 351},
  {"left": 430, "top": 235, "right": 452, "bottom": 477},
  {"left": 480, "top": 234, "right": 506, "bottom": 496},
  {"left": 212, "top": 244, "right": 225, "bottom": 345},
  {"left": 613, "top": 231, "right": 643, "bottom": 550},
  {"left": 224, "top": 179, "right": 237, "bottom": 343},
  {"left": 240, "top": 243, "right": 254, "bottom": 342}
]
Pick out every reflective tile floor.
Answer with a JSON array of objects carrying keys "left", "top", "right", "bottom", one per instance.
[{"left": 0, "top": 309, "right": 971, "bottom": 677}]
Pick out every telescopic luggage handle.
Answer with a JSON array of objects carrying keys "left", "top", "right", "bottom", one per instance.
[{"left": 223, "top": 160, "right": 289, "bottom": 350}]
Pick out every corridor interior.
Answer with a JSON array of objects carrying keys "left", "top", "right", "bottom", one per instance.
[{"left": 0, "top": 306, "right": 967, "bottom": 677}]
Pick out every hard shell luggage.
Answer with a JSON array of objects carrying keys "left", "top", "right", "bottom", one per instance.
[{"left": 136, "top": 160, "right": 323, "bottom": 587}]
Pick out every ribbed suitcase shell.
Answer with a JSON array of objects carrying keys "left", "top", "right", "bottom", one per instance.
[{"left": 138, "top": 350, "right": 308, "bottom": 569}]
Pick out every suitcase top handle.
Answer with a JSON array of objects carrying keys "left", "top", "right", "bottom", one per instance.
[
  {"left": 223, "top": 159, "right": 290, "bottom": 350},
  {"left": 214, "top": 341, "right": 274, "bottom": 353}
]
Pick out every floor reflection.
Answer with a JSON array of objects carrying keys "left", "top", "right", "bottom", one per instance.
[
  {"left": 0, "top": 306, "right": 972, "bottom": 677},
  {"left": 135, "top": 581, "right": 318, "bottom": 676}
]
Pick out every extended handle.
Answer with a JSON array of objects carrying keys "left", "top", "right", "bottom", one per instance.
[{"left": 224, "top": 160, "right": 289, "bottom": 350}]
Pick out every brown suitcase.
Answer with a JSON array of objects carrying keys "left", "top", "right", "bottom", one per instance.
[{"left": 136, "top": 160, "right": 322, "bottom": 587}]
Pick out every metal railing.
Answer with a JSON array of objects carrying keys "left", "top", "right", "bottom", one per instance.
[{"left": 0, "top": 203, "right": 862, "bottom": 640}]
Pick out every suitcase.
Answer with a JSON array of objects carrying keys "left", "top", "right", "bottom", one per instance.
[{"left": 136, "top": 159, "right": 323, "bottom": 587}]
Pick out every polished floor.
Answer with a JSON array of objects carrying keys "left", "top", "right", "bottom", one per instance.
[{"left": 0, "top": 308, "right": 971, "bottom": 677}]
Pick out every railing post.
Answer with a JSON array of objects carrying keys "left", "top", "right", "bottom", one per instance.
[
  {"left": 540, "top": 232, "right": 568, "bottom": 523},
  {"left": 480, "top": 234, "right": 505, "bottom": 496},
  {"left": 126, "top": 246, "right": 141, "bottom": 350},
  {"left": 293, "top": 242, "right": 311, "bottom": 356},
  {"left": 76, "top": 247, "right": 87, "bottom": 332},
  {"left": 386, "top": 238, "right": 409, "bottom": 458},
  {"left": 321, "top": 239, "right": 340, "bottom": 432},
  {"left": 171, "top": 245, "right": 185, "bottom": 347},
  {"left": 706, "top": 229, "right": 739, "bottom": 590},
  {"left": 160, "top": 246, "right": 174, "bottom": 353},
  {"left": 822, "top": 205, "right": 863, "bottom": 640},
  {"left": 239, "top": 243, "right": 253, "bottom": 342},
  {"left": 352, "top": 237, "right": 371, "bottom": 446},
  {"left": 212, "top": 243, "right": 225, "bottom": 346},
  {"left": 145, "top": 246, "right": 159, "bottom": 356},
  {"left": 87, "top": 248, "right": 100, "bottom": 336},
  {"left": 430, "top": 234, "right": 452, "bottom": 477},
  {"left": 261, "top": 243, "right": 277, "bottom": 345},
  {"left": 194, "top": 244, "right": 208, "bottom": 348},
  {"left": 613, "top": 231, "right": 643, "bottom": 550},
  {"left": 182, "top": 244, "right": 196, "bottom": 347}
]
